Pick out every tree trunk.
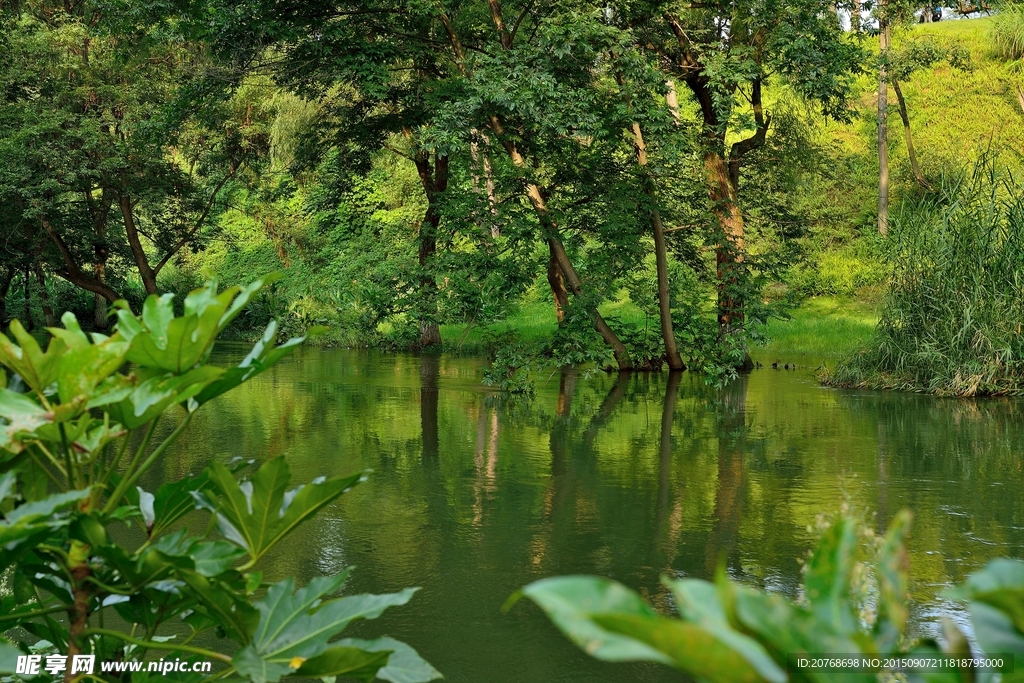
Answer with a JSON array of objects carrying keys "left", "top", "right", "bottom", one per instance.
[
  {"left": 665, "top": 80, "right": 682, "bottom": 124},
  {"left": 470, "top": 132, "right": 500, "bottom": 238},
  {"left": 546, "top": 243, "right": 569, "bottom": 323},
  {"left": 0, "top": 266, "right": 13, "bottom": 330},
  {"left": 706, "top": 152, "right": 746, "bottom": 332},
  {"left": 852, "top": 0, "right": 862, "bottom": 31},
  {"left": 412, "top": 152, "right": 449, "bottom": 349},
  {"left": 94, "top": 226, "right": 109, "bottom": 329},
  {"left": 878, "top": 17, "right": 891, "bottom": 235},
  {"left": 487, "top": 116, "right": 632, "bottom": 370},
  {"left": 22, "top": 265, "right": 33, "bottom": 332},
  {"left": 632, "top": 122, "right": 685, "bottom": 370},
  {"left": 34, "top": 262, "right": 56, "bottom": 327},
  {"left": 892, "top": 78, "right": 931, "bottom": 189},
  {"left": 119, "top": 194, "right": 158, "bottom": 295},
  {"left": 43, "top": 217, "right": 120, "bottom": 302}
]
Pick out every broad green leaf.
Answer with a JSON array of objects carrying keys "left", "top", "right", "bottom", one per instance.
[
  {"left": 0, "top": 471, "right": 15, "bottom": 502},
  {"left": 5, "top": 489, "right": 90, "bottom": 524},
  {"left": 188, "top": 540, "right": 247, "bottom": 577},
  {"left": 518, "top": 576, "right": 674, "bottom": 665},
  {"left": 0, "top": 388, "right": 51, "bottom": 452},
  {"left": 0, "top": 321, "right": 67, "bottom": 394},
  {"left": 150, "top": 473, "right": 209, "bottom": 537},
  {"left": 55, "top": 335, "right": 129, "bottom": 407},
  {"left": 732, "top": 584, "right": 876, "bottom": 683},
  {"left": 293, "top": 646, "right": 391, "bottom": 680},
  {"left": 337, "top": 637, "right": 443, "bottom": 683},
  {"left": 216, "top": 273, "right": 282, "bottom": 331},
  {"left": 178, "top": 570, "right": 259, "bottom": 644},
  {"left": 107, "top": 366, "right": 223, "bottom": 429},
  {"left": 46, "top": 312, "right": 90, "bottom": 350},
  {"left": 0, "top": 638, "right": 22, "bottom": 674},
  {"left": 199, "top": 457, "right": 365, "bottom": 563},
  {"left": 803, "top": 517, "right": 859, "bottom": 635},
  {"left": 194, "top": 321, "right": 305, "bottom": 405},
  {"left": 234, "top": 571, "right": 415, "bottom": 683},
  {"left": 969, "top": 601, "right": 1024, "bottom": 682},
  {"left": 592, "top": 613, "right": 772, "bottom": 683},
  {"left": 663, "top": 578, "right": 785, "bottom": 683},
  {"left": 949, "top": 559, "right": 1024, "bottom": 634},
  {"left": 875, "top": 510, "right": 912, "bottom": 651}
]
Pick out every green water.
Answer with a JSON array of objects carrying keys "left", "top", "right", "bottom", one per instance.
[{"left": 157, "top": 348, "right": 1024, "bottom": 683}]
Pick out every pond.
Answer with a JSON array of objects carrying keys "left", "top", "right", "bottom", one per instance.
[{"left": 156, "top": 348, "right": 1024, "bottom": 683}]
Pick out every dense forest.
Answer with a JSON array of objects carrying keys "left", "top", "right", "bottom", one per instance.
[{"left": 2, "top": 0, "right": 1023, "bottom": 391}]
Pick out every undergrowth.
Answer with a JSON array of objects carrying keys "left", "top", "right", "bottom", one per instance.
[{"left": 823, "top": 163, "right": 1024, "bottom": 395}]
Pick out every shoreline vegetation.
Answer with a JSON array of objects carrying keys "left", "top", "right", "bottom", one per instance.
[{"left": 3, "top": 13, "right": 1023, "bottom": 395}]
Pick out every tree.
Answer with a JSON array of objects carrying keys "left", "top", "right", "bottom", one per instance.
[
  {"left": 0, "top": 3, "right": 253, "bottom": 323},
  {"left": 622, "top": 0, "right": 862, "bottom": 334},
  {"left": 884, "top": 38, "right": 970, "bottom": 189}
]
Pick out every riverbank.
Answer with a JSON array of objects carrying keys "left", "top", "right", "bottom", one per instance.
[{"left": 440, "top": 295, "right": 878, "bottom": 361}]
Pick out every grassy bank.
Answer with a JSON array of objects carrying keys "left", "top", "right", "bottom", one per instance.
[
  {"left": 759, "top": 297, "right": 878, "bottom": 359},
  {"left": 440, "top": 295, "right": 879, "bottom": 360}
]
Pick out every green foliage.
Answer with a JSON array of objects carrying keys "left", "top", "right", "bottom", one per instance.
[
  {"left": 992, "top": 3, "right": 1024, "bottom": 63},
  {"left": 0, "top": 275, "right": 439, "bottom": 683},
  {"left": 514, "top": 509, "right": 1024, "bottom": 682},
  {"left": 826, "top": 164, "right": 1024, "bottom": 395}
]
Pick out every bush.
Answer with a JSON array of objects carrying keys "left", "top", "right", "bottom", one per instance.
[
  {"left": 0, "top": 275, "right": 440, "bottom": 683},
  {"left": 825, "top": 165, "right": 1024, "bottom": 395},
  {"left": 513, "top": 509, "right": 1024, "bottom": 682}
]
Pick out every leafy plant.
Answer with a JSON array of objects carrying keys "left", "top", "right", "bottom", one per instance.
[
  {"left": 0, "top": 275, "right": 440, "bottom": 683},
  {"left": 511, "top": 509, "right": 1023, "bottom": 682}
]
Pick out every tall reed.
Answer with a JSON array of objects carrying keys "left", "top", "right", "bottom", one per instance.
[
  {"left": 826, "top": 164, "right": 1024, "bottom": 395},
  {"left": 992, "top": 3, "right": 1024, "bottom": 63}
]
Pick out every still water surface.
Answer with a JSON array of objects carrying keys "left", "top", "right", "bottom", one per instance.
[{"left": 157, "top": 348, "right": 1024, "bottom": 683}]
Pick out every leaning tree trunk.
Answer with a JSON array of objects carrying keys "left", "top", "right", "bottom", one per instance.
[
  {"left": 546, "top": 242, "right": 569, "bottom": 323},
  {"left": 892, "top": 78, "right": 931, "bottom": 189},
  {"left": 706, "top": 152, "right": 746, "bottom": 333},
  {"left": 878, "top": 13, "right": 891, "bottom": 235},
  {"left": 119, "top": 195, "right": 159, "bottom": 295},
  {"left": 487, "top": 116, "right": 633, "bottom": 370},
  {"left": 34, "top": 262, "right": 56, "bottom": 327},
  {"left": 631, "top": 122, "right": 684, "bottom": 370}
]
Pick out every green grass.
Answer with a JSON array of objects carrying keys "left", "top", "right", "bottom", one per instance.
[
  {"left": 759, "top": 297, "right": 878, "bottom": 358},
  {"left": 442, "top": 293, "right": 879, "bottom": 359}
]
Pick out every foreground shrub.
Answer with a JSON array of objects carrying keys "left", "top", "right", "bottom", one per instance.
[
  {"left": 514, "top": 510, "right": 1024, "bottom": 682},
  {"left": 0, "top": 275, "right": 440, "bottom": 683},
  {"left": 824, "top": 166, "right": 1024, "bottom": 395}
]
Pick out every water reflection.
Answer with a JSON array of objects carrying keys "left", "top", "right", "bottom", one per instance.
[{"left": 161, "top": 348, "right": 1024, "bottom": 683}]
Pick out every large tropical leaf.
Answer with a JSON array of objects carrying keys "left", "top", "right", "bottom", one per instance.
[
  {"left": 232, "top": 571, "right": 417, "bottom": 683},
  {"left": 117, "top": 275, "right": 280, "bottom": 374},
  {"left": 194, "top": 320, "right": 306, "bottom": 405},
  {"left": 0, "top": 320, "right": 66, "bottom": 394},
  {"left": 802, "top": 517, "right": 860, "bottom": 635},
  {"left": 195, "top": 457, "right": 366, "bottom": 564},
  {"left": 663, "top": 578, "right": 786, "bottom": 683},
  {"left": 517, "top": 576, "right": 674, "bottom": 665},
  {"left": 335, "top": 637, "right": 442, "bottom": 683},
  {"left": 0, "top": 388, "right": 50, "bottom": 453},
  {"left": 106, "top": 367, "right": 223, "bottom": 429}
]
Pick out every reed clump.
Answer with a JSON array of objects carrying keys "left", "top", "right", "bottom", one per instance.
[{"left": 824, "top": 165, "right": 1024, "bottom": 396}]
